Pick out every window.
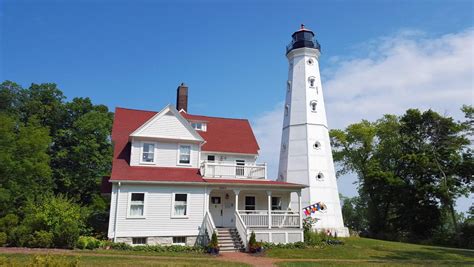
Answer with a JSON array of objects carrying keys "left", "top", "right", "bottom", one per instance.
[
  {"left": 178, "top": 145, "right": 191, "bottom": 164},
  {"left": 132, "top": 237, "right": 147, "bottom": 245},
  {"left": 310, "top": 100, "right": 317, "bottom": 112},
  {"left": 191, "top": 122, "right": 206, "bottom": 131},
  {"left": 313, "top": 141, "right": 321, "bottom": 149},
  {"left": 316, "top": 172, "right": 324, "bottom": 181},
  {"left": 142, "top": 143, "right": 155, "bottom": 163},
  {"left": 282, "top": 143, "right": 287, "bottom": 152},
  {"left": 272, "top": 197, "right": 282, "bottom": 210},
  {"left": 287, "top": 80, "right": 291, "bottom": 92},
  {"left": 236, "top": 160, "right": 245, "bottom": 176},
  {"left": 307, "top": 58, "right": 314, "bottom": 65},
  {"left": 173, "top": 193, "right": 188, "bottom": 217},
  {"left": 129, "top": 193, "right": 145, "bottom": 217},
  {"left": 245, "top": 196, "right": 256, "bottom": 210},
  {"left": 207, "top": 155, "right": 215, "bottom": 162},
  {"left": 211, "top": 196, "right": 221, "bottom": 204},
  {"left": 308, "top": 77, "right": 316, "bottom": 88},
  {"left": 285, "top": 105, "right": 289, "bottom": 116},
  {"left": 173, "top": 236, "right": 186, "bottom": 245}
]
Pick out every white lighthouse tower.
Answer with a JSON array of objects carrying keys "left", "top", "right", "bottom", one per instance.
[{"left": 278, "top": 25, "right": 349, "bottom": 237}]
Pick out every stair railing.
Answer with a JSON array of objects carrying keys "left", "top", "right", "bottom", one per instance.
[
  {"left": 235, "top": 210, "right": 248, "bottom": 249},
  {"left": 203, "top": 211, "right": 217, "bottom": 241}
]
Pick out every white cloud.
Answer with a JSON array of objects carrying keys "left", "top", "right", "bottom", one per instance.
[{"left": 252, "top": 28, "right": 474, "bottom": 211}]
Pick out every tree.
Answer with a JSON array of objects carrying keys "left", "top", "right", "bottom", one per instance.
[
  {"left": 340, "top": 195, "right": 368, "bottom": 234},
  {"left": 331, "top": 108, "right": 472, "bottom": 242}
]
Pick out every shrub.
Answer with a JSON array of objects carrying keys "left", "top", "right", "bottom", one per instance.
[
  {"left": 108, "top": 242, "right": 204, "bottom": 253},
  {"left": 76, "top": 236, "right": 101, "bottom": 250},
  {"left": 262, "top": 241, "right": 307, "bottom": 249},
  {"left": 0, "top": 232, "right": 6, "bottom": 247},
  {"left": 248, "top": 231, "right": 263, "bottom": 253},
  {"left": 28, "top": 231, "right": 53, "bottom": 248},
  {"left": 20, "top": 195, "right": 89, "bottom": 248},
  {"left": 30, "top": 255, "right": 79, "bottom": 267},
  {"left": 207, "top": 231, "right": 219, "bottom": 254},
  {"left": 110, "top": 242, "right": 132, "bottom": 250}
]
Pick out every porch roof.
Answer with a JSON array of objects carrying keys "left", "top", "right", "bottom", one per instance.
[{"left": 109, "top": 166, "right": 305, "bottom": 188}]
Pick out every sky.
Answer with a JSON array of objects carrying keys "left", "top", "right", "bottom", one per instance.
[{"left": 1, "top": 0, "right": 473, "bottom": 211}]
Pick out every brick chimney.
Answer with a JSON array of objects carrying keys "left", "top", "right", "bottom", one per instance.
[{"left": 176, "top": 83, "right": 188, "bottom": 112}]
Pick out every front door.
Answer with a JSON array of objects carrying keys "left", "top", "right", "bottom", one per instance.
[
  {"left": 222, "top": 195, "right": 235, "bottom": 227},
  {"left": 210, "top": 196, "right": 223, "bottom": 227}
]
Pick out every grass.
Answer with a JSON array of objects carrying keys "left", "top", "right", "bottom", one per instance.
[
  {"left": 0, "top": 251, "right": 249, "bottom": 267},
  {"left": 269, "top": 237, "right": 474, "bottom": 266}
]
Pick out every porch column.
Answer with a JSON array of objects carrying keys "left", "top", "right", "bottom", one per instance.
[
  {"left": 266, "top": 190, "right": 272, "bottom": 229},
  {"left": 233, "top": 189, "right": 240, "bottom": 212},
  {"left": 298, "top": 190, "right": 303, "bottom": 229}
]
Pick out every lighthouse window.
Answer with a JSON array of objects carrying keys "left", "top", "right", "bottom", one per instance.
[
  {"left": 307, "top": 58, "right": 314, "bottom": 65},
  {"left": 316, "top": 172, "right": 324, "bottom": 181},
  {"left": 287, "top": 80, "right": 291, "bottom": 92},
  {"left": 285, "top": 105, "right": 289, "bottom": 116},
  {"left": 282, "top": 143, "right": 287, "bottom": 151},
  {"left": 308, "top": 77, "right": 316, "bottom": 88},
  {"left": 313, "top": 141, "right": 321, "bottom": 149},
  {"left": 310, "top": 101, "right": 317, "bottom": 112}
]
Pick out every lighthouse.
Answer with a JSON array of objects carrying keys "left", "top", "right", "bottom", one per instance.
[{"left": 278, "top": 25, "right": 349, "bottom": 237}]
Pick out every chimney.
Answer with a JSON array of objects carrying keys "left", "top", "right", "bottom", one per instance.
[{"left": 176, "top": 83, "right": 188, "bottom": 112}]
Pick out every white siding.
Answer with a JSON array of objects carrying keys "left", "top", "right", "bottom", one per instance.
[
  {"left": 135, "top": 111, "right": 197, "bottom": 140},
  {"left": 130, "top": 138, "right": 199, "bottom": 168},
  {"left": 108, "top": 184, "right": 206, "bottom": 238}
]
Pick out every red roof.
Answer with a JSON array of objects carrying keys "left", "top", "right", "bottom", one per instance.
[
  {"left": 181, "top": 112, "right": 259, "bottom": 154},
  {"left": 109, "top": 107, "right": 301, "bottom": 187}
]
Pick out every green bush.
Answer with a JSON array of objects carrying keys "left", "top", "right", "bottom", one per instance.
[
  {"left": 0, "top": 232, "right": 6, "bottom": 247},
  {"left": 304, "top": 230, "right": 328, "bottom": 246},
  {"left": 19, "top": 195, "right": 89, "bottom": 248},
  {"left": 262, "top": 241, "right": 307, "bottom": 249},
  {"left": 108, "top": 242, "right": 204, "bottom": 253},
  {"left": 76, "top": 236, "right": 101, "bottom": 250},
  {"left": 30, "top": 255, "right": 79, "bottom": 267},
  {"left": 28, "top": 231, "right": 53, "bottom": 248}
]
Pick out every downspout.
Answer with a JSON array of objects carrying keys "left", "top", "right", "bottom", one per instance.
[{"left": 113, "top": 182, "right": 121, "bottom": 242}]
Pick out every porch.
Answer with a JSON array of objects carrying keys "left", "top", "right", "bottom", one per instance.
[
  {"left": 201, "top": 185, "right": 304, "bottom": 249},
  {"left": 201, "top": 161, "right": 267, "bottom": 179}
]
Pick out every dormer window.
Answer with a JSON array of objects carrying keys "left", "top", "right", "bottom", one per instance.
[
  {"left": 141, "top": 143, "right": 155, "bottom": 163},
  {"left": 191, "top": 122, "right": 206, "bottom": 131}
]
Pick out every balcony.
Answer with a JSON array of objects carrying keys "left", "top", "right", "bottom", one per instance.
[{"left": 200, "top": 161, "right": 267, "bottom": 179}]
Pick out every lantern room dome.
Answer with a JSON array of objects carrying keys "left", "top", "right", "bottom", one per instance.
[{"left": 286, "top": 24, "right": 321, "bottom": 54}]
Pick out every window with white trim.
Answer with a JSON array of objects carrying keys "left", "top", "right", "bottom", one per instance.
[
  {"left": 245, "top": 196, "right": 256, "bottom": 210},
  {"left": 132, "top": 237, "right": 147, "bottom": 245},
  {"left": 178, "top": 145, "right": 191, "bottom": 164},
  {"left": 271, "top": 197, "right": 282, "bottom": 210},
  {"left": 173, "top": 193, "right": 188, "bottom": 217},
  {"left": 141, "top": 143, "right": 155, "bottom": 163},
  {"left": 173, "top": 236, "right": 186, "bottom": 245},
  {"left": 129, "top": 193, "right": 145, "bottom": 217},
  {"left": 191, "top": 122, "right": 206, "bottom": 131}
]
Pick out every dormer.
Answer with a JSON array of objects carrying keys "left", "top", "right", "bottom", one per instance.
[
  {"left": 129, "top": 105, "right": 204, "bottom": 168},
  {"left": 190, "top": 121, "right": 207, "bottom": 132}
]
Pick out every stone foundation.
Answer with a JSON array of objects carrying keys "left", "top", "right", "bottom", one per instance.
[{"left": 115, "top": 235, "right": 205, "bottom": 246}]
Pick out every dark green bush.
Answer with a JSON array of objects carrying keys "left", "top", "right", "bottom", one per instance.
[
  {"left": 109, "top": 242, "right": 204, "bottom": 253},
  {"left": 28, "top": 231, "right": 53, "bottom": 248},
  {"left": 0, "top": 232, "right": 6, "bottom": 247},
  {"left": 262, "top": 241, "right": 307, "bottom": 249}
]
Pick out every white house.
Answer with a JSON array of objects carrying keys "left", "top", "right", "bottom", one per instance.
[{"left": 107, "top": 84, "right": 306, "bottom": 251}]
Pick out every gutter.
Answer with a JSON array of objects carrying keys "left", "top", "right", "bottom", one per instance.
[{"left": 113, "top": 182, "right": 121, "bottom": 242}]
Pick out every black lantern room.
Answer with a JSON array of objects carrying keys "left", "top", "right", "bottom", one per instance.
[{"left": 286, "top": 24, "right": 321, "bottom": 54}]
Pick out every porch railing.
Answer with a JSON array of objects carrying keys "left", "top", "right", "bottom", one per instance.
[
  {"left": 239, "top": 210, "right": 300, "bottom": 228},
  {"left": 201, "top": 161, "right": 266, "bottom": 179}
]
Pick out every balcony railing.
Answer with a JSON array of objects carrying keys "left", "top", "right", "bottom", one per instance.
[
  {"left": 201, "top": 161, "right": 266, "bottom": 179},
  {"left": 239, "top": 210, "right": 300, "bottom": 228}
]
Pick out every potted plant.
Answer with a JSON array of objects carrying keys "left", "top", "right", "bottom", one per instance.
[
  {"left": 207, "top": 231, "right": 219, "bottom": 255},
  {"left": 248, "top": 231, "right": 263, "bottom": 253}
]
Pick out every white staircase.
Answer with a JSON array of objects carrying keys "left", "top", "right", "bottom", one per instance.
[{"left": 216, "top": 228, "right": 244, "bottom": 252}]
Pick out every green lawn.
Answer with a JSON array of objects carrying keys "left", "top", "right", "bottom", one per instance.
[
  {"left": 269, "top": 237, "right": 474, "bottom": 266},
  {"left": 0, "top": 252, "right": 249, "bottom": 267}
]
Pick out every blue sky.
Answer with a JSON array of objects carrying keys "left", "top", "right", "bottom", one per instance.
[{"left": 1, "top": 0, "right": 473, "bottom": 211}]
